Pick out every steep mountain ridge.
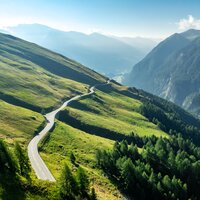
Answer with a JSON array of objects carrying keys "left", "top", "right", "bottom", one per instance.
[
  {"left": 125, "top": 29, "right": 200, "bottom": 117},
  {"left": 125, "top": 33, "right": 190, "bottom": 91},
  {"left": 180, "top": 28, "right": 200, "bottom": 40}
]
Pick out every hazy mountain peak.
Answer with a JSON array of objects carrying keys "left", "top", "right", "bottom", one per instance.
[
  {"left": 9, "top": 23, "right": 53, "bottom": 33},
  {"left": 162, "top": 32, "right": 189, "bottom": 44},
  {"left": 144, "top": 32, "right": 189, "bottom": 61},
  {"left": 11, "top": 23, "right": 59, "bottom": 31},
  {"left": 181, "top": 28, "right": 200, "bottom": 41}
]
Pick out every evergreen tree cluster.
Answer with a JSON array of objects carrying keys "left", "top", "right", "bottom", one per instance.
[
  {"left": 96, "top": 135, "right": 200, "bottom": 199},
  {"left": 139, "top": 101, "right": 200, "bottom": 145},
  {"left": 0, "top": 140, "right": 32, "bottom": 198},
  {"left": 59, "top": 164, "right": 97, "bottom": 200},
  {"left": 0, "top": 139, "right": 97, "bottom": 199},
  {"left": 0, "top": 140, "right": 30, "bottom": 178}
]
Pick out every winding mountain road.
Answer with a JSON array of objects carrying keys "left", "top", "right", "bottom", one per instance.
[{"left": 28, "top": 80, "right": 110, "bottom": 181}]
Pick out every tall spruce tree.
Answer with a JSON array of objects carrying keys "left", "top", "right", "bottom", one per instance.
[
  {"left": 59, "top": 164, "right": 78, "bottom": 200},
  {"left": 14, "top": 142, "right": 30, "bottom": 178},
  {"left": 76, "top": 167, "right": 90, "bottom": 196}
]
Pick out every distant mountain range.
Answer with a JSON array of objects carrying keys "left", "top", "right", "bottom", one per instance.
[
  {"left": 2, "top": 24, "right": 159, "bottom": 77},
  {"left": 113, "top": 36, "right": 161, "bottom": 54},
  {"left": 124, "top": 29, "right": 200, "bottom": 117}
]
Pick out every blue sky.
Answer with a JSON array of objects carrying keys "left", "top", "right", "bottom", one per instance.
[{"left": 0, "top": 0, "right": 200, "bottom": 38}]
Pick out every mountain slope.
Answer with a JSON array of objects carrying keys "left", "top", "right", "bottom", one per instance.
[
  {"left": 0, "top": 32, "right": 106, "bottom": 111},
  {"left": 41, "top": 82, "right": 200, "bottom": 200},
  {"left": 124, "top": 29, "right": 200, "bottom": 117},
  {"left": 5, "top": 24, "right": 146, "bottom": 76},
  {"left": 181, "top": 28, "right": 200, "bottom": 40},
  {"left": 162, "top": 37, "right": 200, "bottom": 115},
  {"left": 0, "top": 99, "right": 43, "bottom": 146},
  {"left": 1, "top": 32, "right": 200, "bottom": 199}
]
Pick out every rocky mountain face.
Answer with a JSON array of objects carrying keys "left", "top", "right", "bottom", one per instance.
[{"left": 124, "top": 29, "right": 200, "bottom": 117}]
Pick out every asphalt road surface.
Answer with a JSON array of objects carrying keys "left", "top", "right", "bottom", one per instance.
[{"left": 28, "top": 80, "right": 109, "bottom": 181}]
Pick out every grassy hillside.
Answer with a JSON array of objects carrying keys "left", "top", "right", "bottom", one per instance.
[
  {"left": 0, "top": 33, "right": 106, "bottom": 112},
  {"left": 0, "top": 100, "right": 44, "bottom": 146},
  {"left": 38, "top": 85, "right": 171, "bottom": 199},
  {"left": 39, "top": 83, "right": 200, "bottom": 199},
  {"left": 1, "top": 32, "right": 200, "bottom": 200},
  {"left": 39, "top": 121, "right": 122, "bottom": 200},
  {"left": 0, "top": 33, "right": 109, "bottom": 199},
  {"left": 59, "top": 89, "right": 167, "bottom": 138}
]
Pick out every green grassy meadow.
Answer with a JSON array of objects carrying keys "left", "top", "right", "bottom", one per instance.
[
  {"left": 1, "top": 32, "right": 192, "bottom": 200},
  {"left": 0, "top": 100, "right": 44, "bottom": 146},
  {"left": 40, "top": 121, "right": 122, "bottom": 200},
  {"left": 38, "top": 88, "right": 169, "bottom": 199},
  {"left": 63, "top": 90, "right": 168, "bottom": 138}
]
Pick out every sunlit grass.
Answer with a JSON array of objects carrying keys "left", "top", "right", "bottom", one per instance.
[
  {"left": 40, "top": 121, "right": 122, "bottom": 200},
  {"left": 0, "top": 100, "right": 44, "bottom": 146},
  {"left": 0, "top": 60, "right": 87, "bottom": 109},
  {"left": 65, "top": 90, "right": 168, "bottom": 138},
  {"left": 0, "top": 34, "right": 106, "bottom": 110}
]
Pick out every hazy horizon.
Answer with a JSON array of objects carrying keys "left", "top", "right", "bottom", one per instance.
[
  {"left": 2, "top": 23, "right": 164, "bottom": 40},
  {"left": 0, "top": 0, "right": 200, "bottom": 38}
]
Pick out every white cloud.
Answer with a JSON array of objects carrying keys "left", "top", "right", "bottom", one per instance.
[{"left": 178, "top": 15, "right": 200, "bottom": 30}]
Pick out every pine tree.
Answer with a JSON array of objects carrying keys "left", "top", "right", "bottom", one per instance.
[
  {"left": 119, "top": 140, "right": 128, "bottom": 156},
  {"left": 129, "top": 144, "right": 139, "bottom": 161},
  {"left": 76, "top": 167, "right": 90, "bottom": 196},
  {"left": 157, "top": 181, "right": 163, "bottom": 193},
  {"left": 0, "top": 140, "right": 16, "bottom": 173},
  {"left": 41, "top": 108, "right": 46, "bottom": 115},
  {"left": 162, "top": 175, "right": 171, "bottom": 191},
  {"left": 14, "top": 142, "right": 30, "bottom": 178},
  {"left": 59, "top": 164, "right": 77, "bottom": 200},
  {"left": 90, "top": 188, "right": 97, "bottom": 200},
  {"left": 149, "top": 171, "right": 156, "bottom": 185},
  {"left": 70, "top": 152, "right": 76, "bottom": 164}
]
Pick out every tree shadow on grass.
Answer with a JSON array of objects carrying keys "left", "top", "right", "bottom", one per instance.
[
  {"left": 58, "top": 110, "right": 144, "bottom": 147},
  {"left": 0, "top": 173, "right": 25, "bottom": 200}
]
